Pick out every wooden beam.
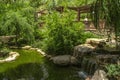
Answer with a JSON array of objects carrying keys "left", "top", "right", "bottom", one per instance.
[
  {"left": 77, "top": 9, "right": 81, "bottom": 21},
  {"left": 67, "top": 4, "right": 91, "bottom": 12},
  {"left": 54, "top": 4, "right": 91, "bottom": 13},
  {"left": 54, "top": 6, "right": 64, "bottom": 13},
  {"left": 80, "top": 9, "right": 90, "bottom": 13}
]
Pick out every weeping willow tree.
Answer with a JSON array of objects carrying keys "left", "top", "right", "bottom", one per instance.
[
  {"left": 91, "top": 0, "right": 120, "bottom": 49},
  {"left": 0, "top": 0, "right": 36, "bottom": 46},
  {"left": 1, "top": 12, "right": 34, "bottom": 46}
]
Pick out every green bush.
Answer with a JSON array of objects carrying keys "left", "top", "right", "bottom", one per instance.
[
  {"left": 82, "top": 32, "right": 99, "bottom": 43},
  {"left": 0, "top": 48, "right": 11, "bottom": 58},
  {"left": 106, "top": 64, "right": 120, "bottom": 78},
  {"left": 41, "top": 12, "right": 86, "bottom": 55}
]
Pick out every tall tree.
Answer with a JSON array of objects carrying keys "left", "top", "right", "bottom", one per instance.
[
  {"left": 0, "top": 0, "right": 35, "bottom": 46},
  {"left": 91, "top": 0, "right": 120, "bottom": 49}
]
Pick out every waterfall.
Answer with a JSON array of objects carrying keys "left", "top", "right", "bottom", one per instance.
[{"left": 80, "top": 57, "right": 98, "bottom": 75}]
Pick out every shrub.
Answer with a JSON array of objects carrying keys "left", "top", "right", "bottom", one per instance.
[
  {"left": 41, "top": 12, "right": 86, "bottom": 55},
  {"left": 105, "top": 64, "right": 120, "bottom": 78},
  {"left": 0, "top": 48, "right": 11, "bottom": 58},
  {"left": 82, "top": 31, "right": 99, "bottom": 43}
]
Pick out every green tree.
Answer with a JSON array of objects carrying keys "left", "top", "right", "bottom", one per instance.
[
  {"left": 1, "top": 11, "right": 34, "bottom": 46},
  {"left": 91, "top": 0, "right": 120, "bottom": 49},
  {"left": 0, "top": 0, "right": 36, "bottom": 46}
]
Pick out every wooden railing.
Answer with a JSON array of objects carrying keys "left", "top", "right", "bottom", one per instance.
[{"left": 0, "top": 35, "right": 16, "bottom": 44}]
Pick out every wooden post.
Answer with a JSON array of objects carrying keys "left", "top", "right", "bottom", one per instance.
[{"left": 77, "top": 9, "right": 81, "bottom": 21}]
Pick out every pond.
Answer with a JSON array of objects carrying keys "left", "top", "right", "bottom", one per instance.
[{"left": 0, "top": 50, "right": 81, "bottom": 80}]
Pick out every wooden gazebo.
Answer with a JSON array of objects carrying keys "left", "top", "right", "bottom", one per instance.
[{"left": 55, "top": 4, "right": 91, "bottom": 21}]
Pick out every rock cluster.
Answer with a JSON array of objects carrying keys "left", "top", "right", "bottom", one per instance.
[
  {"left": 73, "top": 44, "right": 95, "bottom": 57},
  {"left": 91, "top": 70, "right": 108, "bottom": 80},
  {"left": 78, "top": 70, "right": 109, "bottom": 80},
  {"left": 73, "top": 38, "right": 106, "bottom": 57},
  {"left": 22, "top": 46, "right": 47, "bottom": 57},
  {"left": 0, "top": 52, "right": 19, "bottom": 63},
  {"left": 85, "top": 38, "right": 106, "bottom": 47}
]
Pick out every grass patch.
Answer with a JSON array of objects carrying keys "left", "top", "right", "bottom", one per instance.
[{"left": 0, "top": 49, "right": 44, "bottom": 73}]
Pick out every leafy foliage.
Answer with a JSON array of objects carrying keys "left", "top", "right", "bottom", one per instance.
[
  {"left": 0, "top": 48, "right": 11, "bottom": 58},
  {"left": 41, "top": 12, "right": 93, "bottom": 55},
  {"left": 0, "top": 12, "right": 34, "bottom": 46},
  {"left": 106, "top": 64, "right": 120, "bottom": 78},
  {"left": 91, "top": 0, "right": 120, "bottom": 48},
  {"left": 0, "top": 0, "right": 39, "bottom": 46},
  {"left": 46, "top": 0, "right": 94, "bottom": 8},
  {"left": 0, "top": 0, "right": 98, "bottom": 54}
]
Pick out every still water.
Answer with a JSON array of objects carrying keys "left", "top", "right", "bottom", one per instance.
[{"left": 0, "top": 59, "right": 81, "bottom": 80}]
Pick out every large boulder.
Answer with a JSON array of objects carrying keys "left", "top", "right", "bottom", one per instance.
[
  {"left": 51, "top": 55, "right": 71, "bottom": 66},
  {"left": 50, "top": 55, "right": 78, "bottom": 66},
  {"left": 91, "top": 70, "right": 108, "bottom": 80},
  {"left": 85, "top": 38, "right": 106, "bottom": 48},
  {"left": 73, "top": 44, "right": 95, "bottom": 57}
]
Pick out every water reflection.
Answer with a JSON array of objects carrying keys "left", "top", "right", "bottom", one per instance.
[
  {"left": 0, "top": 62, "right": 81, "bottom": 80},
  {"left": 0, "top": 63, "right": 43, "bottom": 80}
]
